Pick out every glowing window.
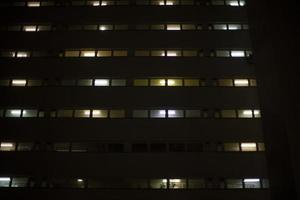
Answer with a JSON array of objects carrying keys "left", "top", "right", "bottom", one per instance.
[
  {"left": 151, "top": 50, "right": 165, "bottom": 56},
  {"left": 113, "top": 50, "right": 127, "bottom": 56},
  {"left": 23, "top": 25, "right": 37, "bottom": 32},
  {"left": 150, "top": 179, "right": 167, "bottom": 189},
  {"left": 78, "top": 79, "right": 93, "bottom": 86},
  {"left": 168, "top": 110, "right": 184, "bottom": 118},
  {"left": 167, "top": 24, "right": 180, "bottom": 30},
  {"left": 0, "top": 177, "right": 11, "bottom": 187},
  {"left": 17, "top": 143, "right": 33, "bottom": 151},
  {"left": 27, "top": 2, "right": 40, "bottom": 7},
  {"left": 239, "top": 0, "right": 246, "bottom": 6},
  {"left": 94, "top": 79, "right": 109, "bottom": 86},
  {"left": 92, "top": 110, "right": 108, "bottom": 118},
  {"left": 226, "top": 0, "right": 239, "bottom": 6},
  {"left": 110, "top": 110, "right": 125, "bottom": 118},
  {"left": 0, "top": 142, "right": 16, "bottom": 151},
  {"left": 169, "top": 179, "right": 186, "bottom": 189},
  {"left": 16, "top": 52, "right": 29, "bottom": 58},
  {"left": 74, "top": 110, "right": 91, "bottom": 118},
  {"left": 87, "top": 1, "right": 100, "bottom": 6},
  {"left": 213, "top": 24, "right": 227, "bottom": 30},
  {"left": 241, "top": 143, "right": 257, "bottom": 152},
  {"left": 99, "top": 25, "right": 113, "bottom": 31},
  {"left": 11, "top": 178, "right": 28, "bottom": 187},
  {"left": 224, "top": 143, "right": 240, "bottom": 151},
  {"left": 215, "top": 50, "right": 230, "bottom": 57},
  {"left": 250, "top": 79, "right": 257, "bottom": 86},
  {"left": 12, "top": 79, "right": 27, "bottom": 86},
  {"left": 167, "top": 50, "right": 181, "bottom": 57},
  {"left": 150, "top": 79, "right": 166, "bottom": 86},
  {"left": 244, "top": 179, "right": 261, "bottom": 188},
  {"left": 22, "top": 110, "right": 38, "bottom": 117},
  {"left": 65, "top": 51, "right": 80, "bottom": 57},
  {"left": 38, "top": 25, "right": 51, "bottom": 31},
  {"left": 238, "top": 110, "right": 253, "bottom": 118},
  {"left": 150, "top": 110, "right": 166, "bottom": 118},
  {"left": 226, "top": 179, "right": 243, "bottom": 188},
  {"left": 97, "top": 50, "right": 112, "bottom": 57},
  {"left": 184, "top": 79, "right": 199, "bottom": 86},
  {"left": 6, "top": 109, "right": 22, "bottom": 117},
  {"left": 234, "top": 79, "right": 249, "bottom": 87},
  {"left": 81, "top": 51, "right": 95, "bottom": 57},
  {"left": 254, "top": 110, "right": 261, "bottom": 118},
  {"left": 228, "top": 24, "right": 242, "bottom": 30},
  {"left": 101, "top": 1, "right": 114, "bottom": 6},
  {"left": 221, "top": 110, "right": 236, "bottom": 118},
  {"left": 134, "top": 79, "right": 148, "bottom": 86},
  {"left": 167, "top": 79, "right": 182, "bottom": 86},
  {"left": 151, "top": 24, "right": 165, "bottom": 30},
  {"left": 231, "top": 50, "right": 245, "bottom": 57}
]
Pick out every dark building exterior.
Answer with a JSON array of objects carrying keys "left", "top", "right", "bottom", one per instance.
[{"left": 0, "top": 0, "right": 283, "bottom": 199}]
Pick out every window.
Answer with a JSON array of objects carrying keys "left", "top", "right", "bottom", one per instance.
[
  {"left": 16, "top": 51, "right": 30, "bottom": 58},
  {"left": 110, "top": 110, "right": 125, "bottom": 118},
  {"left": 188, "top": 179, "right": 205, "bottom": 188},
  {"left": 150, "top": 110, "right": 166, "bottom": 118},
  {"left": 0, "top": 177, "right": 11, "bottom": 187},
  {"left": 218, "top": 79, "right": 233, "bottom": 86},
  {"left": 254, "top": 110, "right": 261, "bottom": 118},
  {"left": 185, "top": 110, "right": 201, "bottom": 118},
  {"left": 132, "top": 144, "right": 148, "bottom": 152},
  {"left": 65, "top": 51, "right": 80, "bottom": 57},
  {"left": 224, "top": 143, "right": 240, "bottom": 151},
  {"left": 169, "top": 179, "right": 186, "bottom": 189},
  {"left": 78, "top": 79, "right": 93, "bottom": 86},
  {"left": 167, "top": 50, "right": 181, "bottom": 57},
  {"left": 238, "top": 110, "right": 253, "bottom": 118},
  {"left": 74, "top": 110, "right": 91, "bottom": 118},
  {"left": 57, "top": 110, "right": 73, "bottom": 117},
  {"left": 213, "top": 24, "right": 227, "bottom": 30},
  {"left": 182, "top": 24, "right": 196, "bottom": 30},
  {"left": 111, "top": 79, "right": 126, "bottom": 86},
  {"left": 150, "top": 179, "right": 167, "bottom": 189},
  {"left": 97, "top": 50, "right": 112, "bottom": 57},
  {"left": 11, "top": 79, "right": 27, "bottom": 86},
  {"left": 228, "top": 24, "right": 242, "bottom": 30},
  {"left": 150, "top": 79, "right": 166, "bottom": 86},
  {"left": 27, "top": 80, "right": 42, "bottom": 86},
  {"left": 0, "top": 142, "right": 16, "bottom": 151},
  {"left": 231, "top": 50, "right": 245, "bottom": 57},
  {"left": 94, "top": 79, "right": 109, "bottom": 86},
  {"left": 54, "top": 143, "right": 70, "bottom": 152},
  {"left": 133, "top": 110, "right": 148, "bottom": 118},
  {"left": 151, "top": 50, "right": 165, "bottom": 56},
  {"left": 115, "top": 25, "right": 128, "bottom": 30},
  {"left": 71, "top": 143, "right": 88, "bottom": 152},
  {"left": 135, "top": 50, "right": 150, "bottom": 56},
  {"left": 11, "top": 178, "right": 28, "bottom": 187},
  {"left": 81, "top": 51, "right": 96, "bottom": 57},
  {"left": 226, "top": 179, "right": 243, "bottom": 188},
  {"left": 99, "top": 25, "right": 113, "bottom": 31},
  {"left": 17, "top": 143, "right": 33, "bottom": 151},
  {"left": 38, "top": 25, "right": 51, "bottom": 31},
  {"left": 183, "top": 50, "right": 197, "bottom": 56},
  {"left": 168, "top": 110, "right": 184, "bottom": 118},
  {"left": 184, "top": 79, "right": 199, "bottom": 86},
  {"left": 27, "top": 2, "right": 40, "bottom": 7},
  {"left": 215, "top": 50, "right": 230, "bottom": 57},
  {"left": 92, "top": 110, "right": 108, "bottom": 118},
  {"left": 5, "top": 109, "right": 22, "bottom": 117},
  {"left": 167, "top": 24, "right": 180, "bottom": 30},
  {"left": 22, "top": 110, "right": 38, "bottom": 117},
  {"left": 113, "top": 50, "right": 127, "bottom": 56},
  {"left": 186, "top": 143, "right": 203, "bottom": 152},
  {"left": 87, "top": 1, "right": 100, "bottom": 6},
  {"left": 258, "top": 143, "right": 265, "bottom": 151},
  {"left": 151, "top": 24, "right": 164, "bottom": 30},
  {"left": 244, "top": 179, "right": 261, "bottom": 188},
  {"left": 221, "top": 110, "right": 236, "bottom": 118},
  {"left": 240, "top": 143, "right": 257, "bottom": 152},
  {"left": 23, "top": 25, "right": 37, "bottom": 32},
  {"left": 134, "top": 79, "right": 148, "bottom": 86},
  {"left": 167, "top": 79, "right": 182, "bottom": 86},
  {"left": 234, "top": 79, "right": 249, "bottom": 87}
]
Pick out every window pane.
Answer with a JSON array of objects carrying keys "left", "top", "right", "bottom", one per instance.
[
  {"left": 151, "top": 24, "right": 165, "bottom": 30},
  {"left": 0, "top": 142, "right": 16, "bottom": 151},
  {"left": 74, "top": 110, "right": 90, "bottom": 118},
  {"left": 83, "top": 25, "right": 97, "bottom": 30},
  {"left": 167, "top": 50, "right": 181, "bottom": 57},
  {"left": 78, "top": 79, "right": 93, "bottom": 86},
  {"left": 134, "top": 79, "right": 148, "bottom": 86},
  {"left": 0, "top": 80, "right": 10, "bottom": 86},
  {"left": 168, "top": 110, "right": 184, "bottom": 118},
  {"left": 185, "top": 110, "right": 201, "bottom": 118},
  {"left": 231, "top": 50, "right": 245, "bottom": 57},
  {"left": 213, "top": 24, "right": 227, "bottom": 30},
  {"left": 23, "top": 25, "right": 37, "bottom": 32},
  {"left": 113, "top": 50, "right": 127, "bottom": 56},
  {"left": 81, "top": 51, "right": 96, "bottom": 57},
  {"left": 182, "top": 24, "right": 196, "bottom": 30},
  {"left": 188, "top": 179, "right": 205, "bottom": 188},
  {"left": 216, "top": 50, "right": 230, "bottom": 57},
  {"left": 92, "top": 110, "right": 108, "bottom": 118},
  {"left": 244, "top": 179, "right": 261, "bottom": 188},
  {"left": 226, "top": 0, "right": 239, "bottom": 6},
  {"left": 99, "top": 25, "right": 113, "bottom": 31},
  {"left": 221, "top": 110, "right": 236, "bottom": 118},
  {"left": 254, "top": 110, "right": 261, "bottom": 118},
  {"left": 238, "top": 110, "right": 253, "bottom": 118},
  {"left": 11, "top": 79, "right": 27, "bottom": 86},
  {"left": 71, "top": 143, "right": 88, "bottom": 152},
  {"left": 258, "top": 143, "right": 265, "bottom": 151},
  {"left": 57, "top": 110, "right": 73, "bottom": 117},
  {"left": 17, "top": 143, "right": 33, "bottom": 151},
  {"left": 65, "top": 51, "right": 80, "bottom": 57},
  {"left": 87, "top": 1, "right": 101, "bottom": 6},
  {"left": 224, "top": 143, "right": 240, "bottom": 151},
  {"left": 151, "top": 50, "right": 165, "bottom": 56},
  {"left": 167, "top": 24, "right": 180, "bottom": 30},
  {"left": 97, "top": 50, "right": 112, "bottom": 57},
  {"left": 150, "top": 110, "right": 166, "bottom": 118},
  {"left": 38, "top": 25, "right": 51, "bottom": 31},
  {"left": 110, "top": 110, "right": 125, "bottom": 118},
  {"left": 226, "top": 179, "right": 243, "bottom": 188},
  {"left": 228, "top": 24, "right": 242, "bottom": 30},
  {"left": 167, "top": 79, "right": 182, "bottom": 86},
  {"left": 22, "top": 110, "right": 38, "bottom": 117},
  {"left": 5, "top": 109, "right": 22, "bottom": 117},
  {"left": 241, "top": 143, "right": 257, "bottom": 152},
  {"left": 28, "top": 2, "right": 40, "bottom": 7},
  {"left": 135, "top": 50, "right": 150, "bottom": 56},
  {"left": 184, "top": 79, "right": 199, "bottom": 86},
  {"left": 133, "top": 110, "right": 148, "bottom": 118},
  {"left": 0, "top": 177, "right": 11, "bottom": 187},
  {"left": 169, "top": 179, "right": 186, "bottom": 189},
  {"left": 111, "top": 79, "right": 126, "bottom": 86},
  {"left": 115, "top": 25, "right": 128, "bottom": 30},
  {"left": 94, "top": 79, "right": 109, "bottom": 86},
  {"left": 150, "top": 179, "right": 167, "bottom": 189},
  {"left": 16, "top": 52, "right": 30, "bottom": 58},
  {"left": 27, "top": 80, "right": 42, "bottom": 86},
  {"left": 234, "top": 79, "right": 249, "bottom": 87},
  {"left": 11, "top": 178, "right": 28, "bottom": 187},
  {"left": 150, "top": 79, "right": 166, "bottom": 86},
  {"left": 183, "top": 50, "right": 197, "bottom": 57},
  {"left": 219, "top": 79, "right": 233, "bottom": 86}
]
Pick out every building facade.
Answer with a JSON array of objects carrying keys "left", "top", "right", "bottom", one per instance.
[{"left": 0, "top": 0, "right": 270, "bottom": 199}]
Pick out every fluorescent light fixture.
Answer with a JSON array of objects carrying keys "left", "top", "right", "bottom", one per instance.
[
  {"left": 28, "top": 2, "right": 40, "bottom": 7},
  {"left": 16, "top": 52, "right": 28, "bottom": 58},
  {"left": 244, "top": 179, "right": 260, "bottom": 183},
  {"left": 169, "top": 179, "right": 181, "bottom": 183},
  {"left": 0, "top": 177, "right": 11, "bottom": 181},
  {"left": 12, "top": 80, "right": 27, "bottom": 86},
  {"left": 168, "top": 110, "right": 176, "bottom": 115},
  {"left": 241, "top": 143, "right": 256, "bottom": 148},
  {"left": 10, "top": 110, "right": 22, "bottom": 115},
  {"left": 0, "top": 143, "right": 14, "bottom": 148},
  {"left": 82, "top": 51, "right": 95, "bottom": 57},
  {"left": 77, "top": 179, "right": 83, "bottom": 182},
  {"left": 234, "top": 79, "right": 248, "bottom": 86},
  {"left": 24, "top": 26, "right": 37, "bottom": 32},
  {"left": 94, "top": 79, "right": 109, "bottom": 86},
  {"left": 242, "top": 110, "right": 252, "bottom": 115},
  {"left": 231, "top": 51, "right": 245, "bottom": 57},
  {"left": 159, "top": 110, "right": 166, "bottom": 115},
  {"left": 99, "top": 26, "right": 106, "bottom": 31},
  {"left": 167, "top": 52, "right": 177, "bottom": 57}
]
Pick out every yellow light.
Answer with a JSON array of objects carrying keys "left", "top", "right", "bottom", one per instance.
[
  {"left": 234, "top": 79, "right": 248, "bottom": 86},
  {"left": 99, "top": 26, "right": 106, "bottom": 31},
  {"left": 159, "top": 2, "right": 165, "bottom": 5},
  {"left": 101, "top": 1, "right": 107, "bottom": 6},
  {"left": 16, "top": 52, "right": 28, "bottom": 58},
  {"left": 28, "top": 2, "right": 40, "bottom": 7},
  {"left": 244, "top": 179, "right": 260, "bottom": 183},
  {"left": 24, "top": 26, "right": 37, "bottom": 32},
  {"left": 243, "top": 110, "right": 252, "bottom": 115},
  {"left": 10, "top": 110, "right": 22, "bottom": 115},
  {"left": 92, "top": 1, "right": 100, "bottom": 6},
  {"left": 77, "top": 179, "right": 83, "bottom": 182},
  {"left": 12, "top": 80, "right": 27, "bottom": 86},
  {"left": 170, "top": 179, "right": 181, "bottom": 183},
  {"left": 254, "top": 110, "right": 260, "bottom": 115},
  {"left": 84, "top": 110, "right": 90, "bottom": 115},
  {"left": 82, "top": 51, "right": 95, "bottom": 57},
  {"left": 241, "top": 143, "right": 256, "bottom": 148},
  {"left": 92, "top": 110, "right": 101, "bottom": 115},
  {"left": 167, "top": 79, "right": 175, "bottom": 86},
  {"left": 167, "top": 52, "right": 177, "bottom": 57},
  {"left": 0, "top": 143, "right": 14, "bottom": 148}
]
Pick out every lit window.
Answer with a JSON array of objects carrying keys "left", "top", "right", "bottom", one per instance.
[
  {"left": 221, "top": 110, "right": 236, "bottom": 118},
  {"left": 27, "top": 2, "right": 40, "bottom": 7},
  {"left": 254, "top": 110, "right": 261, "bottom": 118},
  {"left": 150, "top": 79, "right": 166, "bottom": 86},
  {"left": 184, "top": 79, "right": 199, "bottom": 86},
  {"left": 258, "top": 143, "right": 265, "bottom": 151},
  {"left": 167, "top": 50, "right": 181, "bottom": 57},
  {"left": 81, "top": 51, "right": 95, "bottom": 57},
  {"left": 169, "top": 179, "right": 186, "bottom": 189},
  {"left": 238, "top": 110, "right": 253, "bottom": 118},
  {"left": 74, "top": 110, "right": 91, "bottom": 118},
  {"left": 113, "top": 50, "right": 127, "bottom": 56},
  {"left": 150, "top": 110, "right": 166, "bottom": 118},
  {"left": 110, "top": 110, "right": 125, "bottom": 118},
  {"left": 167, "top": 24, "right": 181, "bottom": 30},
  {"left": 0, "top": 142, "right": 16, "bottom": 151},
  {"left": 12, "top": 79, "right": 27, "bottom": 86},
  {"left": 241, "top": 143, "right": 257, "bottom": 152},
  {"left": 234, "top": 79, "right": 249, "bottom": 87},
  {"left": 167, "top": 79, "right": 182, "bottom": 86},
  {"left": 150, "top": 179, "right": 167, "bottom": 189},
  {"left": 92, "top": 110, "right": 108, "bottom": 118},
  {"left": 244, "top": 179, "right": 261, "bottom": 188},
  {"left": 226, "top": 0, "right": 239, "bottom": 6},
  {"left": 250, "top": 79, "right": 257, "bottom": 86},
  {"left": 6, "top": 109, "right": 22, "bottom": 117},
  {"left": 17, "top": 143, "right": 33, "bottom": 151},
  {"left": 16, "top": 52, "right": 29, "bottom": 58},
  {"left": 228, "top": 24, "right": 242, "bottom": 30},
  {"left": 168, "top": 110, "right": 183, "bottom": 118},
  {"left": 134, "top": 79, "right": 148, "bottom": 86},
  {"left": 239, "top": 0, "right": 246, "bottom": 6},
  {"left": 38, "top": 25, "right": 51, "bottom": 31},
  {"left": 94, "top": 79, "right": 109, "bottom": 86},
  {"left": 231, "top": 50, "right": 245, "bottom": 57},
  {"left": 215, "top": 50, "right": 230, "bottom": 57},
  {"left": 151, "top": 24, "right": 165, "bottom": 30},
  {"left": 151, "top": 50, "right": 165, "bottom": 56},
  {"left": 182, "top": 24, "right": 196, "bottom": 30},
  {"left": 78, "top": 79, "right": 93, "bottom": 86},
  {"left": 65, "top": 51, "right": 80, "bottom": 57},
  {"left": 224, "top": 143, "right": 240, "bottom": 151},
  {"left": 101, "top": 1, "right": 113, "bottom": 6},
  {"left": 213, "top": 24, "right": 227, "bottom": 30},
  {"left": 99, "top": 25, "right": 113, "bottom": 31},
  {"left": 11, "top": 178, "right": 28, "bottom": 187},
  {"left": 0, "top": 177, "right": 11, "bottom": 187},
  {"left": 219, "top": 79, "right": 233, "bottom": 86},
  {"left": 22, "top": 110, "right": 38, "bottom": 117},
  {"left": 167, "top": 0, "right": 178, "bottom": 5},
  {"left": 87, "top": 1, "right": 100, "bottom": 6},
  {"left": 23, "top": 25, "right": 37, "bottom": 32},
  {"left": 97, "top": 50, "right": 112, "bottom": 57},
  {"left": 226, "top": 179, "right": 243, "bottom": 188}
]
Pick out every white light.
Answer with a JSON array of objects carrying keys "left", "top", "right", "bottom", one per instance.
[
  {"left": 168, "top": 110, "right": 176, "bottom": 115},
  {"left": 244, "top": 179, "right": 260, "bottom": 183},
  {"left": 159, "top": 110, "right": 166, "bottom": 115},
  {"left": 0, "top": 143, "right": 14, "bottom": 148},
  {"left": 228, "top": 1, "right": 239, "bottom": 6},
  {"left": 28, "top": 2, "right": 40, "bottom": 7},
  {"left": 92, "top": 110, "right": 101, "bottom": 115},
  {"left": 234, "top": 79, "right": 249, "bottom": 86},
  {"left": 170, "top": 179, "right": 181, "bottom": 183},
  {"left": 167, "top": 79, "right": 175, "bottom": 86},
  {"left": 12, "top": 80, "right": 27, "bottom": 86},
  {"left": 241, "top": 143, "right": 256, "bottom": 148},
  {"left": 159, "top": 2, "right": 165, "bottom": 5},
  {"left": 82, "top": 51, "right": 95, "bottom": 57},
  {"left": 77, "top": 179, "right": 83, "bottom": 182},
  {"left": 16, "top": 52, "right": 28, "bottom": 58},
  {"left": 231, "top": 51, "right": 245, "bottom": 57},
  {"left": 243, "top": 110, "right": 253, "bottom": 115},
  {"left": 101, "top": 1, "right": 107, "bottom": 6},
  {"left": 92, "top": 1, "right": 100, "bottom": 6},
  {"left": 0, "top": 178, "right": 11, "bottom": 181},
  {"left": 228, "top": 25, "right": 240, "bottom": 30},
  {"left": 10, "top": 110, "right": 22, "bottom": 115},
  {"left": 84, "top": 110, "right": 90, "bottom": 115},
  {"left": 24, "top": 26, "right": 37, "bottom": 32},
  {"left": 167, "top": 52, "right": 177, "bottom": 57},
  {"left": 99, "top": 26, "right": 106, "bottom": 31},
  {"left": 166, "top": 1, "right": 174, "bottom": 5},
  {"left": 94, "top": 79, "right": 109, "bottom": 86},
  {"left": 254, "top": 110, "right": 260, "bottom": 115},
  {"left": 159, "top": 80, "right": 166, "bottom": 85},
  {"left": 167, "top": 25, "right": 180, "bottom": 30},
  {"left": 162, "top": 179, "right": 167, "bottom": 183}
]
